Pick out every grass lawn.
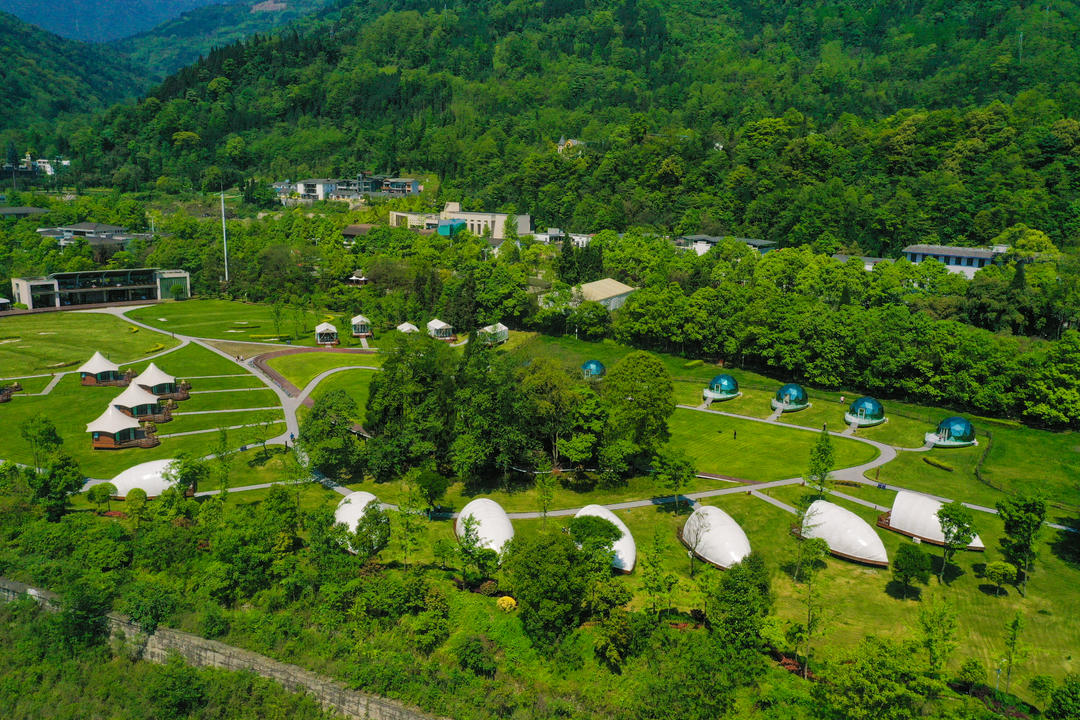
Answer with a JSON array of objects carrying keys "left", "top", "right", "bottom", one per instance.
[
  {"left": 0, "top": 312, "right": 179, "bottom": 377},
  {"left": 181, "top": 374, "right": 266, "bottom": 390},
  {"left": 305, "top": 368, "right": 376, "bottom": 422},
  {"left": 168, "top": 409, "right": 284, "bottom": 435},
  {"left": 127, "top": 299, "right": 365, "bottom": 347},
  {"left": 182, "top": 388, "right": 280, "bottom": 413},
  {"left": 668, "top": 408, "right": 878, "bottom": 480},
  {"left": 124, "top": 341, "right": 245, "bottom": 377},
  {"left": 266, "top": 351, "right": 383, "bottom": 391},
  {"left": 4, "top": 376, "right": 54, "bottom": 394}
]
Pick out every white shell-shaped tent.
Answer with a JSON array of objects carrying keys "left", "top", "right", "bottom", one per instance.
[
  {"left": 888, "top": 491, "right": 984, "bottom": 550},
  {"left": 802, "top": 500, "right": 889, "bottom": 566},
  {"left": 112, "top": 383, "right": 161, "bottom": 410},
  {"left": 86, "top": 405, "right": 142, "bottom": 434},
  {"left": 455, "top": 498, "right": 514, "bottom": 553},
  {"left": 574, "top": 504, "right": 637, "bottom": 572},
  {"left": 133, "top": 362, "right": 175, "bottom": 388},
  {"left": 681, "top": 505, "right": 752, "bottom": 569},
  {"left": 109, "top": 458, "right": 177, "bottom": 498},
  {"left": 333, "top": 491, "right": 379, "bottom": 534},
  {"left": 78, "top": 351, "right": 119, "bottom": 375},
  {"left": 396, "top": 322, "right": 419, "bottom": 333}
]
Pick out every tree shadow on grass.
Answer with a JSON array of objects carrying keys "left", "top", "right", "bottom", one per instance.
[
  {"left": 1050, "top": 514, "right": 1080, "bottom": 569},
  {"left": 930, "top": 555, "right": 966, "bottom": 585},
  {"left": 884, "top": 580, "right": 923, "bottom": 601},
  {"left": 978, "top": 583, "right": 1007, "bottom": 597},
  {"left": 245, "top": 446, "right": 285, "bottom": 468}
]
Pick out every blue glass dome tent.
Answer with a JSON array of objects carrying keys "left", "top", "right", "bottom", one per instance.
[
  {"left": 845, "top": 396, "right": 885, "bottom": 427},
  {"left": 771, "top": 382, "right": 810, "bottom": 412},
  {"left": 703, "top": 373, "right": 740, "bottom": 402},
  {"left": 926, "top": 416, "right": 977, "bottom": 447},
  {"left": 582, "top": 360, "right": 606, "bottom": 379}
]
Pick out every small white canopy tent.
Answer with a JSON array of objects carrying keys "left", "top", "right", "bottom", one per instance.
[
  {"left": 802, "top": 500, "right": 889, "bottom": 566},
  {"left": 133, "top": 363, "right": 175, "bottom": 390},
  {"left": 479, "top": 322, "right": 509, "bottom": 345},
  {"left": 112, "top": 384, "right": 162, "bottom": 412},
  {"left": 574, "top": 504, "right": 636, "bottom": 572},
  {"left": 78, "top": 351, "right": 120, "bottom": 375},
  {"left": 351, "top": 314, "right": 372, "bottom": 337},
  {"left": 315, "top": 322, "right": 338, "bottom": 344},
  {"left": 109, "top": 458, "right": 177, "bottom": 498},
  {"left": 397, "top": 322, "right": 419, "bottom": 334},
  {"left": 455, "top": 498, "right": 514, "bottom": 553},
  {"left": 333, "top": 491, "right": 379, "bottom": 534},
  {"left": 427, "top": 318, "right": 453, "bottom": 339},
  {"left": 681, "top": 505, "right": 752, "bottom": 569},
  {"left": 87, "top": 405, "right": 142, "bottom": 435},
  {"left": 887, "top": 491, "right": 985, "bottom": 550}
]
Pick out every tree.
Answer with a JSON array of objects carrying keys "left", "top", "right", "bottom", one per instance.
[
  {"left": 956, "top": 658, "right": 986, "bottom": 695},
  {"left": 918, "top": 597, "right": 958, "bottom": 678},
  {"left": 30, "top": 451, "right": 84, "bottom": 521},
  {"left": 351, "top": 502, "right": 390, "bottom": 561},
  {"left": 519, "top": 358, "right": 576, "bottom": 465},
  {"left": 820, "top": 636, "right": 932, "bottom": 720},
  {"left": 793, "top": 536, "right": 829, "bottom": 677},
  {"left": 603, "top": 351, "right": 675, "bottom": 459},
  {"left": 652, "top": 444, "right": 696, "bottom": 514},
  {"left": 640, "top": 527, "right": 677, "bottom": 619},
  {"left": 891, "top": 543, "right": 931, "bottom": 599},
  {"left": 86, "top": 482, "right": 117, "bottom": 514},
  {"left": 396, "top": 486, "right": 426, "bottom": 569},
  {"left": 126, "top": 487, "right": 149, "bottom": 534},
  {"left": 936, "top": 501, "right": 975, "bottom": 583},
  {"left": 996, "top": 494, "right": 1047, "bottom": 596},
  {"left": 20, "top": 416, "right": 62, "bottom": 469},
  {"left": 414, "top": 468, "right": 449, "bottom": 512},
  {"left": 535, "top": 472, "right": 556, "bottom": 524},
  {"left": 708, "top": 553, "right": 773, "bottom": 650},
  {"left": 210, "top": 428, "right": 233, "bottom": 498},
  {"left": 1047, "top": 674, "right": 1080, "bottom": 719},
  {"left": 502, "top": 530, "right": 589, "bottom": 643},
  {"left": 164, "top": 453, "right": 209, "bottom": 495},
  {"left": 1029, "top": 675, "right": 1056, "bottom": 707},
  {"left": 270, "top": 300, "right": 285, "bottom": 338},
  {"left": 299, "top": 389, "right": 364, "bottom": 480},
  {"left": 56, "top": 581, "right": 112, "bottom": 649},
  {"left": 984, "top": 560, "right": 1017, "bottom": 596},
  {"left": 805, "top": 428, "right": 834, "bottom": 496},
  {"left": 1001, "top": 611, "right": 1027, "bottom": 694}
]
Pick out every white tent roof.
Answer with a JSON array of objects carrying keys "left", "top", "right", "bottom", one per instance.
[
  {"left": 455, "top": 498, "right": 514, "bottom": 553},
  {"left": 351, "top": 314, "right": 370, "bottom": 325},
  {"left": 315, "top": 322, "right": 337, "bottom": 334},
  {"left": 86, "top": 405, "right": 142, "bottom": 435},
  {"left": 78, "top": 351, "right": 119, "bottom": 375},
  {"left": 480, "top": 322, "right": 508, "bottom": 334},
  {"left": 112, "top": 384, "right": 160, "bottom": 409},
  {"left": 397, "top": 322, "right": 419, "bottom": 333},
  {"left": 682, "top": 505, "right": 751, "bottom": 569},
  {"left": 427, "top": 318, "right": 451, "bottom": 331},
  {"left": 133, "top": 362, "right": 174, "bottom": 388},
  {"left": 333, "top": 491, "right": 379, "bottom": 534},
  {"left": 803, "top": 500, "right": 889, "bottom": 565},
  {"left": 110, "top": 459, "right": 176, "bottom": 498},
  {"left": 574, "top": 504, "right": 636, "bottom": 572},
  {"left": 890, "top": 491, "right": 984, "bottom": 550}
]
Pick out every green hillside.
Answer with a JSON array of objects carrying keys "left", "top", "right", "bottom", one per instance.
[
  {"left": 4, "top": 0, "right": 233, "bottom": 43},
  {"left": 0, "top": 11, "right": 145, "bottom": 127}
]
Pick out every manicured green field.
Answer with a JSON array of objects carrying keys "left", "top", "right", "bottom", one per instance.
[
  {"left": 306, "top": 368, "right": 376, "bottom": 420},
  {"left": 3, "top": 375, "right": 53, "bottom": 394},
  {"left": 668, "top": 408, "right": 878, "bottom": 480},
  {"left": 127, "top": 299, "right": 361, "bottom": 346},
  {"left": 0, "top": 312, "right": 179, "bottom": 377},
  {"left": 267, "top": 350, "right": 383, "bottom": 391},
  {"left": 182, "top": 388, "right": 280, "bottom": 413},
  {"left": 181, "top": 374, "right": 266, "bottom": 390},
  {"left": 168, "top": 409, "right": 284, "bottom": 435}
]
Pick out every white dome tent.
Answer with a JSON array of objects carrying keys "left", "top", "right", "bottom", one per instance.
[
  {"left": 108, "top": 458, "right": 178, "bottom": 498},
  {"left": 455, "top": 498, "right": 514, "bottom": 553},
  {"left": 882, "top": 491, "right": 985, "bottom": 550},
  {"left": 680, "top": 505, "right": 752, "bottom": 569},
  {"left": 333, "top": 491, "right": 379, "bottom": 534},
  {"left": 801, "top": 500, "right": 889, "bottom": 567},
  {"left": 573, "top": 504, "right": 637, "bottom": 572}
]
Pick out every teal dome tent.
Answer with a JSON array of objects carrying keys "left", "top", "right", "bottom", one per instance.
[
  {"left": 845, "top": 396, "right": 885, "bottom": 427},
  {"left": 927, "top": 416, "right": 976, "bottom": 447},
  {"left": 582, "top": 360, "right": 606, "bottom": 379},
  {"left": 703, "top": 374, "right": 740, "bottom": 402},
  {"left": 771, "top": 383, "right": 810, "bottom": 412}
]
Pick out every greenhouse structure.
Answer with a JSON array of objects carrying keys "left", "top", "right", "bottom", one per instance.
[
  {"left": 455, "top": 498, "right": 514, "bottom": 554},
  {"left": 925, "top": 416, "right": 977, "bottom": 447},
  {"left": 427, "top": 318, "right": 456, "bottom": 341},
  {"left": 703, "top": 373, "right": 740, "bottom": 402},
  {"left": 771, "top": 382, "right": 810, "bottom": 412},
  {"left": 680, "top": 505, "right": 752, "bottom": 569},
  {"left": 581, "top": 359, "right": 606, "bottom": 379},
  {"left": 878, "top": 491, "right": 985, "bottom": 550},
  {"left": 106, "top": 459, "right": 178, "bottom": 498},
  {"left": 573, "top": 504, "right": 637, "bottom": 572},
  {"left": 315, "top": 322, "right": 339, "bottom": 346},
  {"left": 800, "top": 500, "right": 888, "bottom": 567},
  {"left": 351, "top": 314, "right": 372, "bottom": 338},
  {"left": 478, "top": 322, "right": 509, "bottom": 346},
  {"left": 845, "top": 396, "right": 886, "bottom": 427}
]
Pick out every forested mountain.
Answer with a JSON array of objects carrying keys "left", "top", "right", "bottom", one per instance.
[
  {"left": 0, "top": 12, "right": 147, "bottom": 127},
  {"left": 4, "top": 0, "right": 231, "bottom": 43},
  {"left": 118, "top": 0, "right": 334, "bottom": 79},
  {"left": 25, "top": 0, "right": 1080, "bottom": 254}
]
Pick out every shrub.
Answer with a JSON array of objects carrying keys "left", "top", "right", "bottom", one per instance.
[
  {"left": 496, "top": 596, "right": 517, "bottom": 612},
  {"left": 923, "top": 457, "right": 955, "bottom": 472},
  {"left": 456, "top": 635, "right": 497, "bottom": 677}
]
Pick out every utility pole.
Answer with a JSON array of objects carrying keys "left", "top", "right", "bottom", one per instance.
[{"left": 220, "top": 188, "right": 230, "bottom": 283}]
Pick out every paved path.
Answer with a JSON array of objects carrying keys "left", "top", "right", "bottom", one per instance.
[
  {"left": 751, "top": 490, "right": 800, "bottom": 515},
  {"left": 826, "top": 488, "right": 890, "bottom": 512}
]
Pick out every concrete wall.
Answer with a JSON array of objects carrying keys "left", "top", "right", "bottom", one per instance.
[{"left": 0, "top": 577, "right": 444, "bottom": 720}]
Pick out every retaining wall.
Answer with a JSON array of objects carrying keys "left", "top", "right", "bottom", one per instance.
[{"left": 0, "top": 577, "right": 443, "bottom": 720}]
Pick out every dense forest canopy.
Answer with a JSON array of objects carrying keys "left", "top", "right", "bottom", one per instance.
[{"left": 8, "top": 0, "right": 1079, "bottom": 253}]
